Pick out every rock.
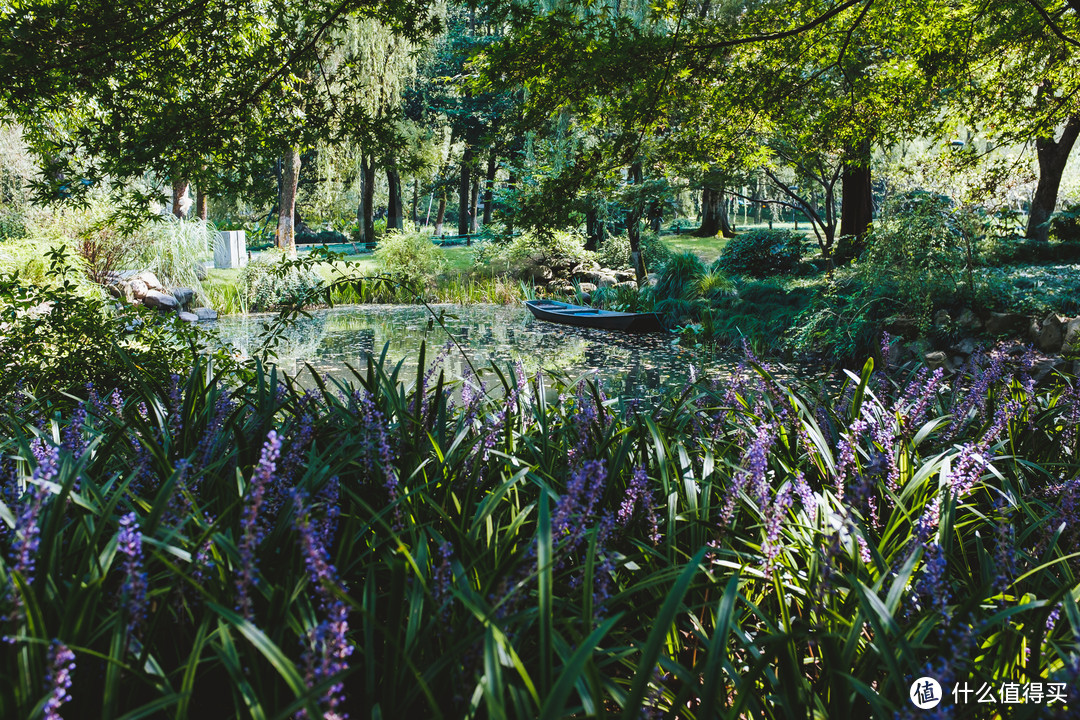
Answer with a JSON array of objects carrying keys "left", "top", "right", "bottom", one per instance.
[
  {"left": 194, "top": 308, "right": 218, "bottom": 321},
  {"left": 614, "top": 280, "right": 638, "bottom": 290},
  {"left": 1038, "top": 313, "right": 1066, "bottom": 353},
  {"left": 194, "top": 262, "right": 209, "bottom": 281},
  {"left": 614, "top": 270, "right": 636, "bottom": 283},
  {"left": 904, "top": 338, "right": 931, "bottom": 362},
  {"left": 171, "top": 287, "right": 195, "bottom": 307},
  {"left": 579, "top": 292, "right": 592, "bottom": 305},
  {"left": 129, "top": 279, "right": 149, "bottom": 300},
  {"left": 1003, "top": 342, "right": 1027, "bottom": 356},
  {"left": 951, "top": 355, "right": 966, "bottom": 370},
  {"left": 985, "top": 311, "right": 1028, "bottom": 336},
  {"left": 576, "top": 282, "right": 597, "bottom": 294},
  {"left": 885, "top": 316, "right": 921, "bottom": 338},
  {"left": 924, "top": 351, "right": 948, "bottom": 370},
  {"left": 955, "top": 308, "right": 981, "bottom": 331},
  {"left": 1029, "top": 319, "right": 1042, "bottom": 344},
  {"left": 108, "top": 282, "right": 134, "bottom": 303},
  {"left": 952, "top": 337, "right": 978, "bottom": 356},
  {"left": 143, "top": 290, "right": 178, "bottom": 311},
  {"left": 595, "top": 273, "right": 617, "bottom": 289},
  {"left": 135, "top": 271, "right": 165, "bottom": 292},
  {"left": 1064, "top": 317, "right": 1080, "bottom": 350},
  {"left": 646, "top": 273, "right": 660, "bottom": 287},
  {"left": 522, "top": 263, "right": 554, "bottom": 283},
  {"left": 933, "top": 309, "right": 952, "bottom": 327},
  {"left": 178, "top": 311, "right": 198, "bottom": 323},
  {"left": 1031, "top": 358, "right": 1065, "bottom": 383}
]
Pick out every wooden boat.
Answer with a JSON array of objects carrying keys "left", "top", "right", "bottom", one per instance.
[{"left": 524, "top": 300, "right": 665, "bottom": 333}]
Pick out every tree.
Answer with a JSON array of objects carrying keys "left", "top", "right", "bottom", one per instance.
[
  {"left": 957, "top": 1, "right": 1080, "bottom": 241},
  {"left": 1, "top": 0, "right": 437, "bottom": 235}
]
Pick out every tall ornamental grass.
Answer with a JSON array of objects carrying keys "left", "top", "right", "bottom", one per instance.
[{"left": 1, "top": 333, "right": 1079, "bottom": 718}]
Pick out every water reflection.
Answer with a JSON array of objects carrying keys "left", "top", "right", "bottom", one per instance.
[{"left": 214, "top": 304, "right": 741, "bottom": 395}]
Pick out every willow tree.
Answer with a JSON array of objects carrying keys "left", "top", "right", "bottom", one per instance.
[
  {"left": 325, "top": 16, "right": 425, "bottom": 246},
  {"left": 0, "top": 0, "right": 435, "bottom": 243}
]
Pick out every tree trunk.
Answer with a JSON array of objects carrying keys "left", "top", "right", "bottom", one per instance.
[
  {"left": 434, "top": 193, "right": 446, "bottom": 237},
  {"left": 276, "top": 148, "right": 300, "bottom": 256},
  {"left": 411, "top": 177, "right": 420, "bottom": 225},
  {"left": 483, "top": 150, "right": 497, "bottom": 225},
  {"left": 1026, "top": 114, "right": 1080, "bottom": 242},
  {"left": 753, "top": 178, "right": 763, "bottom": 224},
  {"left": 505, "top": 170, "right": 518, "bottom": 238},
  {"left": 386, "top": 164, "right": 404, "bottom": 232},
  {"left": 627, "top": 162, "right": 646, "bottom": 285},
  {"left": 840, "top": 139, "right": 873, "bottom": 240},
  {"left": 171, "top": 178, "right": 190, "bottom": 219},
  {"left": 585, "top": 205, "right": 602, "bottom": 252},
  {"left": 648, "top": 199, "right": 662, "bottom": 233},
  {"left": 695, "top": 186, "right": 732, "bottom": 237},
  {"left": 719, "top": 190, "right": 735, "bottom": 237},
  {"left": 458, "top": 144, "right": 474, "bottom": 236},
  {"left": 195, "top": 186, "right": 208, "bottom": 221},
  {"left": 469, "top": 177, "right": 480, "bottom": 235},
  {"left": 357, "top": 155, "right": 376, "bottom": 245}
]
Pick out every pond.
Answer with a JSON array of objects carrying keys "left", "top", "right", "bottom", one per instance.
[{"left": 213, "top": 303, "right": 741, "bottom": 396}]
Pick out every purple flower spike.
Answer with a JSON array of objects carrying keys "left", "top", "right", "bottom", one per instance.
[
  {"left": 292, "top": 491, "right": 352, "bottom": 720},
  {"left": 762, "top": 484, "right": 793, "bottom": 575},
  {"left": 43, "top": 641, "right": 76, "bottom": 720},
  {"left": 618, "top": 465, "right": 661, "bottom": 544},
  {"left": 236, "top": 430, "right": 281, "bottom": 619},
  {"left": 117, "top": 512, "right": 147, "bottom": 638}
]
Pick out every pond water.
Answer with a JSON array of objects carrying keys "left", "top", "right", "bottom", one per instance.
[{"left": 213, "top": 304, "right": 740, "bottom": 396}]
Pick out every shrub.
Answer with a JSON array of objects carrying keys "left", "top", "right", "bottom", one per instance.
[
  {"left": 597, "top": 230, "right": 672, "bottom": 271},
  {"left": 373, "top": 230, "right": 444, "bottom": 287},
  {"left": 716, "top": 228, "right": 805, "bottom": 277},
  {"left": 474, "top": 229, "right": 594, "bottom": 277},
  {"left": 862, "top": 191, "right": 984, "bottom": 319},
  {"left": 0, "top": 248, "right": 213, "bottom": 397},
  {"left": 653, "top": 251, "right": 706, "bottom": 300},
  {"left": 239, "top": 253, "right": 324, "bottom": 311},
  {"left": 1050, "top": 202, "right": 1080, "bottom": 242},
  {"left": 297, "top": 228, "right": 348, "bottom": 245},
  {"left": 985, "top": 236, "right": 1080, "bottom": 264},
  {"left": 0, "top": 209, "right": 27, "bottom": 242}
]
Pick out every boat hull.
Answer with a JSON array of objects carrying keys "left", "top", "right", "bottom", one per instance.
[{"left": 525, "top": 300, "right": 665, "bottom": 333}]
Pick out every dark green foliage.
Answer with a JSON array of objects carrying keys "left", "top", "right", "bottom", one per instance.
[
  {"left": 986, "top": 236, "right": 1080, "bottom": 264},
  {"left": 296, "top": 228, "right": 348, "bottom": 245},
  {"left": 1051, "top": 203, "right": 1080, "bottom": 243},
  {"left": 0, "top": 248, "right": 214, "bottom": 398},
  {"left": 2, "top": 318, "right": 1080, "bottom": 718},
  {"left": 653, "top": 251, "right": 706, "bottom": 299},
  {"left": 715, "top": 228, "right": 805, "bottom": 277},
  {"left": 707, "top": 281, "right": 816, "bottom": 354}
]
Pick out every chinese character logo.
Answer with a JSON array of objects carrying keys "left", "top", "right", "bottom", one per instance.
[{"left": 911, "top": 677, "right": 943, "bottom": 709}]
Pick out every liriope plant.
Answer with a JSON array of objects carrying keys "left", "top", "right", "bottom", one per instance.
[{"left": 1, "top": 343, "right": 1079, "bottom": 719}]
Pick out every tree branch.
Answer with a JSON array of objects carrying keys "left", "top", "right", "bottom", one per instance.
[
  {"left": 686, "top": 0, "right": 866, "bottom": 51},
  {"left": 1022, "top": 0, "right": 1080, "bottom": 49}
]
